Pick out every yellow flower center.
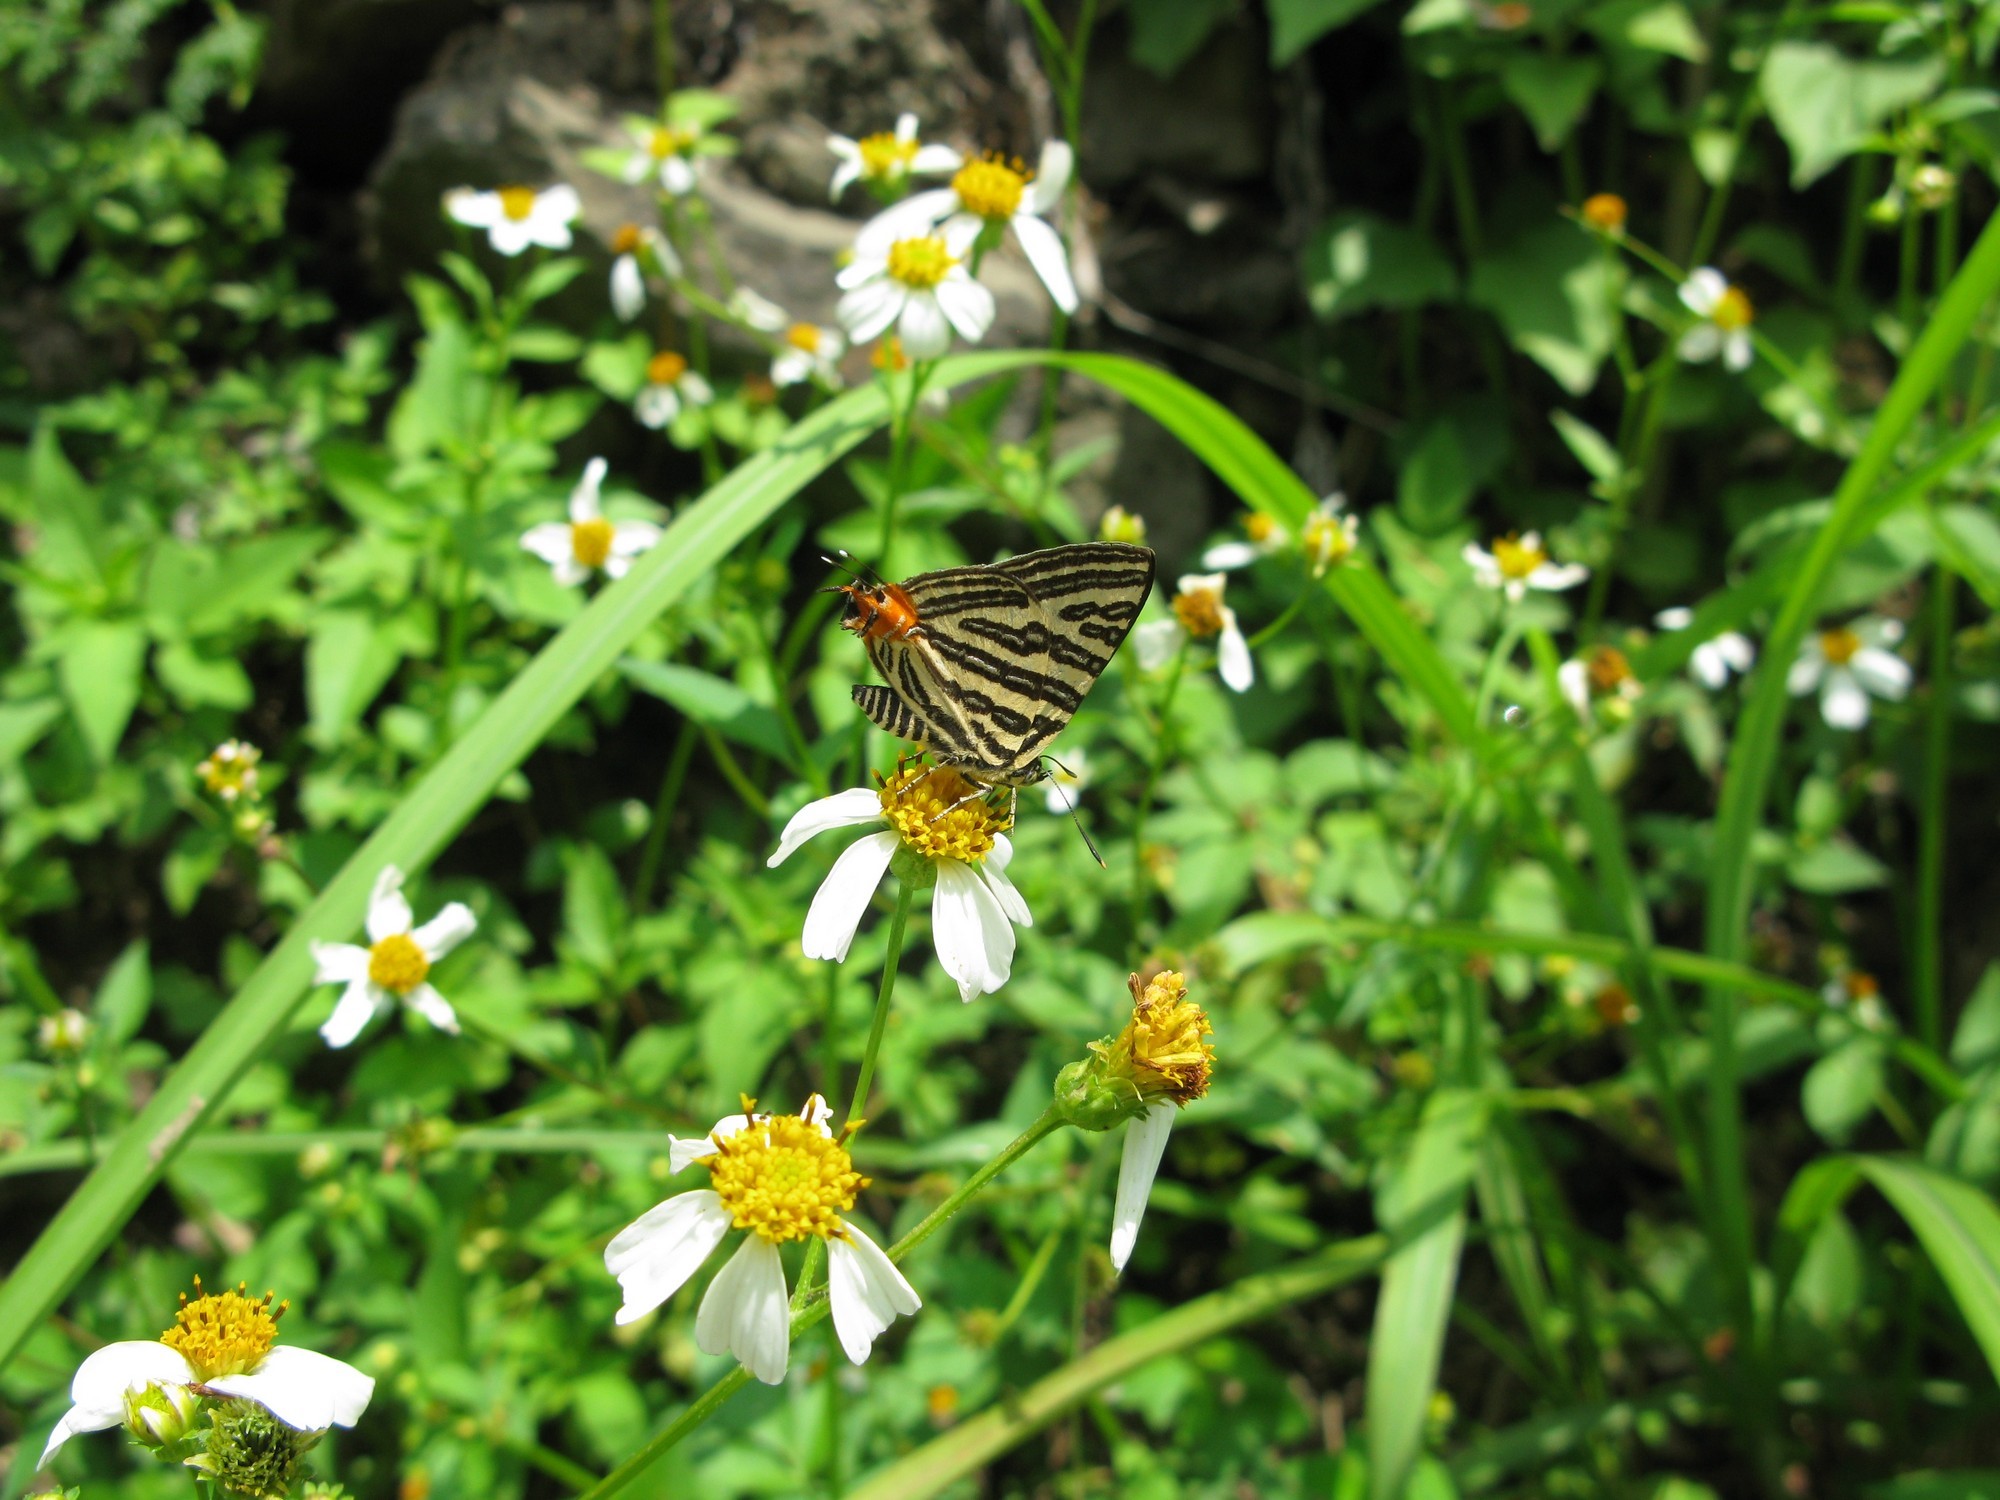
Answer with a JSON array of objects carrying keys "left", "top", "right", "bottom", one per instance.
[
  {"left": 1093, "top": 971, "right": 1215, "bottom": 1107},
  {"left": 786, "top": 322, "right": 823, "bottom": 353},
  {"left": 878, "top": 765, "right": 1011, "bottom": 864},
  {"left": 705, "top": 1100, "right": 866, "bottom": 1244},
  {"left": 886, "top": 236, "right": 956, "bottom": 290},
  {"left": 951, "top": 153, "right": 1029, "bottom": 221},
  {"left": 1581, "top": 193, "right": 1627, "bottom": 232},
  {"left": 648, "top": 126, "right": 696, "bottom": 160},
  {"left": 498, "top": 186, "right": 538, "bottom": 222},
  {"left": 1820, "top": 627, "right": 1862, "bottom": 666},
  {"left": 159, "top": 1278, "right": 286, "bottom": 1381},
  {"left": 1712, "top": 284, "right": 1754, "bottom": 332},
  {"left": 1244, "top": 513, "right": 1279, "bottom": 544},
  {"left": 1848, "top": 972, "right": 1881, "bottom": 1001},
  {"left": 1173, "top": 586, "right": 1227, "bottom": 637},
  {"left": 571, "top": 517, "right": 615, "bottom": 569},
  {"left": 1491, "top": 533, "right": 1548, "bottom": 582},
  {"left": 196, "top": 741, "right": 261, "bottom": 804},
  {"left": 1585, "top": 645, "right": 1633, "bottom": 695},
  {"left": 646, "top": 350, "right": 689, "bottom": 386},
  {"left": 611, "top": 223, "right": 643, "bottom": 255},
  {"left": 857, "top": 131, "right": 921, "bottom": 179},
  {"left": 1302, "top": 511, "right": 1354, "bottom": 569},
  {"left": 368, "top": 932, "right": 429, "bottom": 996}
]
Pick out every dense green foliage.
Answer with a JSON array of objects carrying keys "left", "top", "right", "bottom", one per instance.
[{"left": 5, "top": 1, "right": 2000, "bottom": 1498}]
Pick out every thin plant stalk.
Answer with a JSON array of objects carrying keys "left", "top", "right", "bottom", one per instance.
[
  {"left": 1913, "top": 566, "right": 1955, "bottom": 1052},
  {"left": 845, "top": 879, "right": 917, "bottom": 1124}
]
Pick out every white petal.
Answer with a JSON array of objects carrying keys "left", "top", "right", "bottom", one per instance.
[
  {"left": 1217, "top": 621, "right": 1255, "bottom": 693},
  {"left": 320, "top": 981, "right": 388, "bottom": 1049},
  {"left": 605, "top": 1190, "right": 733, "bottom": 1323},
  {"left": 311, "top": 941, "right": 369, "bottom": 986},
  {"left": 1717, "top": 633, "right": 1756, "bottom": 671},
  {"left": 1851, "top": 647, "right": 1910, "bottom": 700},
  {"left": 1655, "top": 606, "right": 1693, "bottom": 630},
  {"left": 768, "top": 787, "right": 885, "bottom": 867},
  {"left": 829, "top": 158, "right": 862, "bottom": 199},
  {"left": 611, "top": 256, "right": 646, "bottom": 321},
  {"left": 1027, "top": 140, "right": 1074, "bottom": 212},
  {"left": 538, "top": 185, "right": 580, "bottom": 225},
  {"left": 634, "top": 386, "right": 678, "bottom": 429},
  {"left": 1110, "top": 1104, "right": 1177, "bottom": 1271},
  {"left": 897, "top": 291, "right": 951, "bottom": 359},
  {"left": 570, "top": 457, "right": 607, "bottom": 523},
  {"left": 661, "top": 155, "right": 698, "bottom": 195},
  {"left": 611, "top": 521, "right": 662, "bottom": 556},
  {"left": 551, "top": 555, "right": 589, "bottom": 588},
  {"left": 696, "top": 1235, "right": 791, "bottom": 1385},
  {"left": 604, "top": 555, "right": 633, "bottom": 580},
  {"left": 977, "top": 836, "right": 1033, "bottom": 928},
  {"left": 365, "top": 865, "right": 412, "bottom": 943},
  {"left": 771, "top": 348, "right": 813, "bottom": 386},
  {"left": 668, "top": 1118, "right": 747, "bottom": 1174},
  {"left": 488, "top": 218, "right": 535, "bottom": 257},
  {"left": 1528, "top": 562, "right": 1589, "bottom": 592},
  {"left": 911, "top": 143, "right": 962, "bottom": 173},
  {"left": 835, "top": 253, "right": 888, "bottom": 291},
  {"left": 521, "top": 522, "right": 574, "bottom": 565},
  {"left": 1678, "top": 324, "right": 1722, "bottom": 363},
  {"left": 893, "top": 113, "right": 919, "bottom": 143},
  {"left": 801, "top": 831, "right": 900, "bottom": 963},
  {"left": 837, "top": 280, "right": 904, "bottom": 343},
  {"left": 1133, "top": 619, "right": 1183, "bottom": 672},
  {"left": 43, "top": 1343, "right": 195, "bottom": 1462},
  {"left": 679, "top": 371, "right": 714, "bottom": 406},
  {"left": 1559, "top": 659, "right": 1590, "bottom": 713},
  {"left": 1821, "top": 669, "right": 1871, "bottom": 729},
  {"left": 1012, "top": 213, "right": 1077, "bottom": 312},
  {"left": 410, "top": 902, "right": 477, "bottom": 962},
  {"left": 828, "top": 1227, "right": 922, "bottom": 1365},
  {"left": 932, "top": 859, "right": 1014, "bottom": 1002},
  {"left": 1202, "top": 540, "right": 1261, "bottom": 570},
  {"left": 731, "top": 287, "right": 788, "bottom": 331},
  {"left": 211, "top": 1347, "right": 373, "bottom": 1432},
  {"left": 1680, "top": 267, "right": 1726, "bottom": 316},
  {"left": 403, "top": 984, "right": 459, "bottom": 1035},
  {"left": 1787, "top": 648, "right": 1825, "bottom": 697},
  {"left": 444, "top": 189, "right": 500, "bottom": 229},
  {"left": 1724, "top": 332, "right": 1754, "bottom": 372},
  {"left": 934, "top": 277, "right": 997, "bottom": 343},
  {"left": 861, "top": 190, "right": 957, "bottom": 249},
  {"left": 1689, "top": 641, "right": 1729, "bottom": 690}
]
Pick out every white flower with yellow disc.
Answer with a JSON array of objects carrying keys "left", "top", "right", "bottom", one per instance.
[
  {"left": 520, "top": 458, "right": 661, "bottom": 587},
  {"left": 828, "top": 112, "right": 963, "bottom": 202},
  {"left": 608, "top": 223, "right": 679, "bottom": 323},
  {"left": 1678, "top": 267, "right": 1755, "bottom": 372},
  {"left": 634, "top": 349, "right": 714, "bottom": 430},
  {"left": 605, "top": 1095, "right": 920, "bottom": 1385},
  {"left": 729, "top": 287, "right": 847, "bottom": 388},
  {"left": 443, "top": 184, "right": 579, "bottom": 256},
  {"left": 870, "top": 141, "right": 1078, "bottom": 313},
  {"left": 1788, "top": 616, "right": 1909, "bottom": 729},
  {"left": 1133, "top": 573, "right": 1254, "bottom": 693},
  {"left": 38, "top": 1278, "right": 372, "bottom": 1468},
  {"left": 767, "top": 765, "right": 1031, "bottom": 1003},
  {"left": 1462, "top": 531, "right": 1588, "bottom": 603},
  {"left": 622, "top": 119, "right": 706, "bottom": 196},
  {"left": 835, "top": 219, "right": 994, "bottom": 361},
  {"left": 310, "top": 866, "right": 476, "bottom": 1047}
]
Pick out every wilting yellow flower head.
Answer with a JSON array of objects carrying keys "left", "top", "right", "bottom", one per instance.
[{"left": 1054, "top": 970, "right": 1215, "bottom": 1129}]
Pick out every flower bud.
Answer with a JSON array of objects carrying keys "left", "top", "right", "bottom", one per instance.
[
  {"left": 124, "top": 1381, "right": 200, "bottom": 1451},
  {"left": 184, "top": 1398, "right": 324, "bottom": 1500},
  {"left": 1098, "top": 505, "right": 1148, "bottom": 545}
]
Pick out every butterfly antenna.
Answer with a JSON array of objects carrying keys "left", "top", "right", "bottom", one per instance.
[
  {"left": 1042, "top": 756, "right": 1104, "bottom": 868},
  {"left": 819, "top": 550, "right": 886, "bottom": 591}
]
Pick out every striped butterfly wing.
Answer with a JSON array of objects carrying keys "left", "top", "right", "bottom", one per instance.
[{"left": 852, "top": 542, "right": 1156, "bottom": 783}]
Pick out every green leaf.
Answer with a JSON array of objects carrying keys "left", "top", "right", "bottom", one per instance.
[
  {"left": 1952, "top": 966, "right": 2000, "bottom": 1072},
  {"left": 1501, "top": 53, "right": 1603, "bottom": 151},
  {"left": 305, "top": 607, "right": 408, "bottom": 746},
  {"left": 93, "top": 941, "right": 152, "bottom": 1046},
  {"left": 184, "top": 531, "right": 328, "bottom": 637},
  {"left": 1583, "top": 0, "right": 1706, "bottom": 60},
  {"left": 1786, "top": 838, "right": 1890, "bottom": 894},
  {"left": 1128, "top": 0, "right": 1235, "bottom": 76},
  {"left": 1853, "top": 1157, "right": 2000, "bottom": 1383},
  {"left": 24, "top": 426, "right": 105, "bottom": 585},
  {"left": 0, "top": 697, "right": 63, "bottom": 766},
  {"left": 582, "top": 334, "right": 653, "bottom": 402},
  {"left": 1789, "top": 1208, "right": 1864, "bottom": 1327},
  {"left": 58, "top": 619, "right": 148, "bottom": 764},
  {"left": 1865, "top": 1473, "right": 2000, "bottom": 1499},
  {"left": 562, "top": 844, "right": 629, "bottom": 975},
  {"left": 1269, "top": 0, "right": 1393, "bottom": 63},
  {"left": 154, "top": 641, "right": 253, "bottom": 710},
  {"left": 1468, "top": 218, "right": 1618, "bottom": 396},
  {"left": 618, "top": 659, "right": 792, "bottom": 761},
  {"left": 1397, "top": 403, "right": 1509, "bottom": 533},
  {"left": 1760, "top": 41, "right": 1945, "bottom": 188},
  {"left": 518, "top": 255, "right": 587, "bottom": 306},
  {"left": 1550, "top": 409, "right": 1623, "bottom": 488},
  {"left": 1803, "top": 1037, "right": 1886, "bottom": 1143},
  {"left": 508, "top": 325, "right": 585, "bottom": 363},
  {"left": 1305, "top": 210, "right": 1459, "bottom": 320},
  {"left": 1931, "top": 504, "right": 2000, "bottom": 611}
]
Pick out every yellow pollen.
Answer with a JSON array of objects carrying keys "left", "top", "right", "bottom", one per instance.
[
  {"left": 1820, "top": 627, "right": 1862, "bottom": 666},
  {"left": 786, "top": 322, "right": 823, "bottom": 353},
  {"left": 571, "top": 517, "right": 615, "bottom": 569},
  {"left": 1173, "top": 587, "right": 1227, "bottom": 637},
  {"left": 857, "top": 131, "right": 921, "bottom": 179},
  {"left": 1244, "top": 513, "right": 1279, "bottom": 544},
  {"left": 611, "top": 223, "right": 643, "bottom": 255},
  {"left": 1585, "top": 645, "right": 1633, "bottom": 695},
  {"left": 497, "top": 186, "right": 538, "bottom": 222},
  {"left": 159, "top": 1277, "right": 286, "bottom": 1381},
  {"left": 1712, "top": 285, "right": 1754, "bottom": 331},
  {"left": 196, "top": 740, "right": 261, "bottom": 804},
  {"left": 886, "top": 236, "right": 956, "bottom": 290},
  {"left": 648, "top": 126, "right": 696, "bottom": 160},
  {"left": 706, "top": 1099, "right": 866, "bottom": 1244},
  {"left": 951, "top": 153, "right": 1029, "bottom": 221},
  {"left": 1581, "top": 193, "right": 1627, "bottom": 232},
  {"left": 368, "top": 932, "right": 429, "bottom": 996},
  {"left": 877, "top": 765, "right": 1011, "bottom": 863},
  {"left": 646, "top": 350, "right": 689, "bottom": 385},
  {"left": 1491, "top": 533, "right": 1548, "bottom": 582},
  {"left": 1094, "top": 971, "right": 1216, "bottom": 1107}
]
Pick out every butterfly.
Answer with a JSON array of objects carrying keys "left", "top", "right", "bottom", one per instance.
[{"left": 836, "top": 541, "right": 1156, "bottom": 788}]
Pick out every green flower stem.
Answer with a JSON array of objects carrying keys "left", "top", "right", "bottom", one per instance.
[
  {"left": 631, "top": 719, "right": 698, "bottom": 911},
  {"left": 874, "top": 361, "right": 935, "bottom": 566},
  {"left": 1127, "top": 638, "right": 1189, "bottom": 941},
  {"left": 649, "top": 0, "right": 674, "bottom": 94},
  {"left": 844, "top": 878, "right": 917, "bottom": 1125},
  {"left": 1913, "top": 565, "right": 1956, "bottom": 1053},
  {"left": 1244, "top": 584, "right": 1310, "bottom": 650}
]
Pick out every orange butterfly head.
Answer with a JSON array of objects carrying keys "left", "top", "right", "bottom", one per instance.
[{"left": 836, "top": 579, "right": 924, "bottom": 642}]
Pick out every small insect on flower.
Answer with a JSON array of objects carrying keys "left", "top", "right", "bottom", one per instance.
[
  {"left": 1134, "top": 573, "right": 1255, "bottom": 692},
  {"left": 634, "top": 349, "right": 715, "bottom": 430},
  {"left": 38, "top": 1277, "right": 372, "bottom": 1471},
  {"left": 1463, "top": 531, "right": 1589, "bottom": 603},
  {"left": 1679, "top": 267, "right": 1755, "bottom": 372},
  {"left": 1788, "top": 616, "right": 1909, "bottom": 729},
  {"left": 867, "top": 140, "right": 1078, "bottom": 313},
  {"left": 836, "top": 220, "right": 995, "bottom": 361},
  {"left": 608, "top": 223, "right": 679, "bottom": 322},
  {"left": 520, "top": 458, "right": 662, "bottom": 586},
  {"left": 1654, "top": 607, "right": 1756, "bottom": 689},
  {"left": 768, "top": 765, "right": 1032, "bottom": 1003},
  {"left": 443, "top": 184, "right": 580, "bottom": 257},
  {"left": 196, "top": 739, "right": 262, "bottom": 804},
  {"left": 827, "top": 112, "right": 964, "bottom": 202},
  {"left": 604, "top": 1096, "right": 920, "bottom": 1385},
  {"left": 309, "top": 866, "right": 477, "bottom": 1048}
]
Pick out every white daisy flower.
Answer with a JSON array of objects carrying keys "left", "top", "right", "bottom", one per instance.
[
  {"left": 1678, "top": 267, "right": 1755, "bottom": 373},
  {"left": 1203, "top": 495, "right": 1356, "bottom": 576},
  {"left": 835, "top": 220, "right": 994, "bottom": 361},
  {"left": 1655, "top": 607, "right": 1756, "bottom": 689},
  {"left": 39, "top": 1279, "right": 372, "bottom": 1468},
  {"left": 622, "top": 119, "right": 707, "bottom": 196},
  {"left": 309, "top": 866, "right": 476, "bottom": 1048},
  {"left": 520, "top": 458, "right": 661, "bottom": 587},
  {"left": 634, "top": 349, "right": 715, "bottom": 430},
  {"left": 766, "top": 765, "right": 1032, "bottom": 1004},
  {"left": 443, "top": 184, "right": 580, "bottom": 257},
  {"left": 1462, "top": 531, "right": 1589, "bottom": 604},
  {"left": 37, "top": 1007, "right": 91, "bottom": 1056},
  {"left": 827, "top": 112, "right": 963, "bottom": 202},
  {"left": 604, "top": 1095, "right": 920, "bottom": 1385},
  {"left": 608, "top": 223, "right": 679, "bottom": 323},
  {"left": 1558, "top": 645, "right": 1640, "bottom": 719},
  {"left": 869, "top": 140, "right": 1078, "bottom": 313},
  {"left": 195, "top": 739, "right": 262, "bottom": 804},
  {"left": 1042, "top": 747, "right": 1090, "bottom": 816},
  {"left": 1133, "top": 574, "right": 1254, "bottom": 692},
  {"left": 1788, "top": 616, "right": 1910, "bottom": 729},
  {"left": 728, "top": 287, "right": 847, "bottom": 387}
]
